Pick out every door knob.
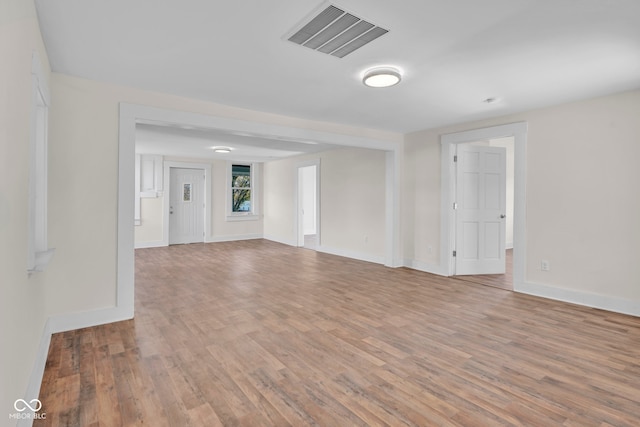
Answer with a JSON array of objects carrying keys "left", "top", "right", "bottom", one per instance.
[{"left": 500, "top": 214, "right": 506, "bottom": 219}]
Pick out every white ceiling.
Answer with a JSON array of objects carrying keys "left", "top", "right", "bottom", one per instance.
[
  {"left": 135, "top": 122, "right": 343, "bottom": 162},
  {"left": 36, "top": 0, "right": 640, "bottom": 159}
]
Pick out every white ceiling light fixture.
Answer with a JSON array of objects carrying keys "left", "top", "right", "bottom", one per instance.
[
  {"left": 211, "top": 146, "right": 232, "bottom": 153},
  {"left": 362, "top": 67, "right": 402, "bottom": 88}
]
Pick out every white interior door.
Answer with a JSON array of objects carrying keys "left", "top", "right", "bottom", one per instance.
[
  {"left": 297, "top": 164, "right": 318, "bottom": 247},
  {"left": 455, "top": 144, "right": 506, "bottom": 275},
  {"left": 169, "top": 168, "right": 205, "bottom": 245}
]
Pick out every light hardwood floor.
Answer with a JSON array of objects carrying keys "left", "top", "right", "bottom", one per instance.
[
  {"left": 455, "top": 249, "right": 513, "bottom": 291},
  {"left": 37, "top": 240, "right": 640, "bottom": 426}
]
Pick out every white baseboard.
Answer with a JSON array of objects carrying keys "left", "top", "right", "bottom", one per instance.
[
  {"left": 515, "top": 281, "right": 640, "bottom": 317},
  {"left": 136, "top": 234, "right": 264, "bottom": 248},
  {"left": 263, "top": 234, "right": 297, "bottom": 247},
  {"left": 17, "top": 319, "right": 53, "bottom": 427},
  {"left": 206, "top": 233, "right": 263, "bottom": 243},
  {"left": 48, "top": 306, "right": 133, "bottom": 334},
  {"left": 20, "top": 305, "right": 132, "bottom": 427},
  {"left": 403, "top": 258, "right": 447, "bottom": 276},
  {"left": 316, "top": 245, "right": 385, "bottom": 265},
  {"left": 134, "top": 240, "right": 165, "bottom": 249}
]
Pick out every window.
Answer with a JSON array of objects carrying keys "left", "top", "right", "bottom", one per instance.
[
  {"left": 231, "top": 164, "right": 252, "bottom": 213},
  {"left": 27, "top": 52, "right": 54, "bottom": 272}
]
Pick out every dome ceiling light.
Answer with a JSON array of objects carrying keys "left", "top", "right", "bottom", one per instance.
[
  {"left": 362, "top": 67, "right": 402, "bottom": 88},
  {"left": 211, "top": 146, "right": 232, "bottom": 153}
]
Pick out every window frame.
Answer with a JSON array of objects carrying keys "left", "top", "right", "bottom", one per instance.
[
  {"left": 227, "top": 162, "right": 258, "bottom": 220},
  {"left": 27, "top": 52, "right": 54, "bottom": 273}
]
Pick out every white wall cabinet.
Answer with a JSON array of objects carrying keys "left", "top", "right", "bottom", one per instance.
[{"left": 135, "top": 154, "right": 163, "bottom": 225}]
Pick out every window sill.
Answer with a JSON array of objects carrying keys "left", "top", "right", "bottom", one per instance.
[{"left": 226, "top": 214, "right": 261, "bottom": 222}]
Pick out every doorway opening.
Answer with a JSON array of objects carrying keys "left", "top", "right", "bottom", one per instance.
[
  {"left": 297, "top": 161, "right": 320, "bottom": 250},
  {"left": 118, "top": 103, "right": 401, "bottom": 321},
  {"left": 440, "top": 122, "right": 527, "bottom": 292},
  {"left": 452, "top": 138, "right": 514, "bottom": 290}
]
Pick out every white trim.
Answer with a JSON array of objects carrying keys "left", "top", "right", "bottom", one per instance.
[
  {"left": 48, "top": 307, "right": 133, "bottom": 334},
  {"left": 22, "top": 303, "right": 131, "bottom": 426},
  {"left": 30, "top": 52, "right": 50, "bottom": 104},
  {"left": 385, "top": 149, "right": 403, "bottom": 267},
  {"left": 134, "top": 240, "right": 165, "bottom": 249},
  {"left": 119, "top": 103, "right": 400, "bottom": 326},
  {"left": 206, "top": 233, "right": 263, "bottom": 243},
  {"left": 19, "top": 319, "right": 52, "bottom": 427},
  {"left": 227, "top": 161, "right": 257, "bottom": 217},
  {"left": 27, "top": 51, "right": 55, "bottom": 274},
  {"left": 403, "top": 258, "right": 447, "bottom": 276},
  {"left": 134, "top": 154, "right": 141, "bottom": 226},
  {"left": 163, "top": 161, "right": 212, "bottom": 246},
  {"left": 225, "top": 215, "right": 262, "bottom": 222},
  {"left": 294, "top": 159, "right": 321, "bottom": 247},
  {"left": 117, "top": 105, "right": 137, "bottom": 319},
  {"left": 137, "top": 234, "right": 263, "bottom": 247},
  {"left": 440, "top": 122, "right": 528, "bottom": 290},
  {"left": 518, "top": 281, "right": 640, "bottom": 317},
  {"left": 131, "top": 105, "right": 396, "bottom": 150},
  {"left": 263, "top": 234, "right": 298, "bottom": 247},
  {"left": 317, "top": 244, "right": 385, "bottom": 265}
]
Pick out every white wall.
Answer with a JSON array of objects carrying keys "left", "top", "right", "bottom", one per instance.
[
  {"left": 264, "top": 147, "right": 387, "bottom": 263},
  {"left": 46, "top": 72, "right": 399, "bottom": 320},
  {"left": 404, "top": 90, "right": 640, "bottom": 312},
  {"left": 134, "top": 196, "right": 164, "bottom": 244},
  {"left": 134, "top": 157, "right": 264, "bottom": 247},
  {"left": 210, "top": 159, "right": 263, "bottom": 241},
  {"left": 5, "top": 12, "right": 639, "bottom": 417},
  {"left": 321, "top": 148, "right": 386, "bottom": 261},
  {"left": 301, "top": 166, "right": 316, "bottom": 235},
  {"left": 0, "top": 0, "right": 51, "bottom": 417}
]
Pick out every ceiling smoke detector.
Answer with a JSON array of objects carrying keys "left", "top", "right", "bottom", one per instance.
[{"left": 287, "top": 5, "right": 388, "bottom": 58}]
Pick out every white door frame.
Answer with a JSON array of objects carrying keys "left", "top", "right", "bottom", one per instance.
[
  {"left": 295, "top": 159, "right": 321, "bottom": 247},
  {"left": 440, "top": 122, "right": 527, "bottom": 289},
  {"left": 163, "top": 161, "right": 212, "bottom": 247}
]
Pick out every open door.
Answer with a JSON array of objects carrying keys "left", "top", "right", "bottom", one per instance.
[{"left": 455, "top": 145, "right": 506, "bottom": 275}]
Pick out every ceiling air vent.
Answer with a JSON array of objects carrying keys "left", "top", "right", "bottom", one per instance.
[{"left": 287, "top": 5, "right": 388, "bottom": 58}]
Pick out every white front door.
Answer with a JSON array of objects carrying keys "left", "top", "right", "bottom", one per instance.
[
  {"left": 455, "top": 144, "right": 507, "bottom": 275},
  {"left": 169, "top": 168, "right": 205, "bottom": 245}
]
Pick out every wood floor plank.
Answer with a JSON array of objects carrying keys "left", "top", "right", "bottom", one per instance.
[{"left": 35, "top": 239, "right": 640, "bottom": 426}]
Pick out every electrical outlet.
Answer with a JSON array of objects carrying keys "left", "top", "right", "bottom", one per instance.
[{"left": 541, "top": 260, "right": 550, "bottom": 271}]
